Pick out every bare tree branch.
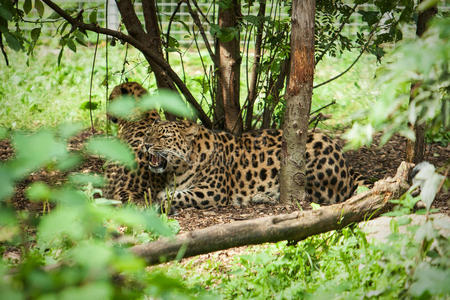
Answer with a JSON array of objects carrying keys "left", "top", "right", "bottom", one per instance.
[
  {"left": 41, "top": 0, "right": 212, "bottom": 128},
  {"left": 0, "top": 33, "right": 9, "bottom": 66},
  {"left": 313, "top": 22, "right": 378, "bottom": 89},
  {"left": 186, "top": 0, "right": 218, "bottom": 67}
]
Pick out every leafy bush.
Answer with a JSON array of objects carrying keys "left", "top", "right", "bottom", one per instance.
[
  {"left": 345, "top": 18, "right": 449, "bottom": 148},
  {"left": 0, "top": 124, "right": 211, "bottom": 299}
]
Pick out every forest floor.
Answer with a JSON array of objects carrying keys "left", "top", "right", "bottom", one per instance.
[{"left": 1, "top": 130, "right": 448, "bottom": 234}]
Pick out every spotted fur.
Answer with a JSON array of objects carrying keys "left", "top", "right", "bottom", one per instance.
[
  {"left": 103, "top": 82, "right": 163, "bottom": 202},
  {"left": 143, "top": 120, "right": 362, "bottom": 210}
]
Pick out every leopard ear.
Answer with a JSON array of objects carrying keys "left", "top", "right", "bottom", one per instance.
[{"left": 182, "top": 121, "right": 199, "bottom": 142}]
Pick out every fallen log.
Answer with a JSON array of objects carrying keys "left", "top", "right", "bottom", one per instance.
[{"left": 131, "top": 162, "right": 414, "bottom": 265}]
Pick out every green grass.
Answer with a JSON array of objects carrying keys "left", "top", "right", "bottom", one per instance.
[{"left": 0, "top": 42, "right": 377, "bottom": 131}]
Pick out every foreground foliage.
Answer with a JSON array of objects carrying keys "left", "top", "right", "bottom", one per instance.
[{"left": 0, "top": 125, "right": 211, "bottom": 299}]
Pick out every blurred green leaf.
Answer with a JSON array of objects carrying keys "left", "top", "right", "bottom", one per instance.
[
  {"left": 89, "top": 9, "right": 97, "bottom": 24},
  {"left": 94, "top": 198, "right": 121, "bottom": 206},
  {"left": 23, "top": 0, "right": 32, "bottom": 15},
  {"left": 59, "top": 282, "right": 112, "bottom": 300},
  {"left": 55, "top": 152, "right": 82, "bottom": 171},
  {"left": 80, "top": 101, "right": 99, "bottom": 110},
  {"left": 66, "top": 38, "right": 76, "bottom": 52},
  {"left": 4, "top": 32, "right": 22, "bottom": 51},
  {"left": 57, "top": 122, "right": 83, "bottom": 140},
  {"left": 31, "top": 27, "right": 41, "bottom": 41},
  {"left": 38, "top": 206, "right": 85, "bottom": 246},
  {"left": 0, "top": 127, "right": 7, "bottom": 140},
  {"left": 139, "top": 90, "right": 196, "bottom": 119},
  {"left": 0, "top": 166, "right": 14, "bottom": 201},
  {"left": 0, "top": 2, "right": 13, "bottom": 20},
  {"left": 85, "top": 136, "right": 135, "bottom": 169},
  {"left": 11, "top": 130, "right": 68, "bottom": 178},
  {"left": 26, "top": 181, "right": 51, "bottom": 202},
  {"left": 69, "top": 173, "right": 106, "bottom": 187},
  {"left": 112, "top": 207, "right": 173, "bottom": 237},
  {"left": 410, "top": 264, "right": 450, "bottom": 297},
  {"left": 34, "top": 0, "right": 44, "bottom": 17},
  {"left": 417, "top": 0, "right": 438, "bottom": 12},
  {"left": 70, "top": 241, "right": 112, "bottom": 270},
  {"left": 107, "top": 96, "right": 137, "bottom": 120}
]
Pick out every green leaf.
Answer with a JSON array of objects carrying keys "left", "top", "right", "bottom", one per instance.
[
  {"left": 0, "top": 166, "right": 14, "bottom": 201},
  {"left": 69, "top": 173, "right": 106, "bottom": 187},
  {"left": 410, "top": 264, "right": 450, "bottom": 297},
  {"left": 57, "top": 122, "right": 83, "bottom": 139},
  {"left": 60, "top": 282, "right": 112, "bottom": 300},
  {"left": 107, "top": 96, "right": 137, "bottom": 120},
  {"left": 66, "top": 38, "right": 76, "bottom": 52},
  {"left": 11, "top": 130, "right": 68, "bottom": 178},
  {"left": 30, "top": 27, "right": 41, "bottom": 41},
  {"left": 55, "top": 153, "right": 82, "bottom": 171},
  {"left": 80, "top": 101, "right": 99, "bottom": 110},
  {"left": 23, "top": 0, "right": 32, "bottom": 15},
  {"left": 417, "top": 0, "right": 438, "bottom": 12},
  {"left": 94, "top": 198, "right": 122, "bottom": 206},
  {"left": 358, "top": 10, "right": 379, "bottom": 26},
  {"left": 70, "top": 241, "right": 112, "bottom": 270},
  {"left": 0, "top": 127, "right": 7, "bottom": 140},
  {"left": 4, "top": 32, "right": 22, "bottom": 51},
  {"left": 89, "top": 9, "right": 97, "bottom": 24},
  {"left": 112, "top": 207, "right": 173, "bottom": 236},
  {"left": 38, "top": 206, "right": 85, "bottom": 245},
  {"left": 57, "top": 46, "right": 64, "bottom": 66},
  {"left": 26, "top": 181, "right": 51, "bottom": 202},
  {"left": 139, "top": 90, "right": 197, "bottom": 119},
  {"left": 85, "top": 136, "right": 136, "bottom": 169},
  {"left": 0, "top": 3, "right": 13, "bottom": 20},
  {"left": 34, "top": 0, "right": 44, "bottom": 17}
]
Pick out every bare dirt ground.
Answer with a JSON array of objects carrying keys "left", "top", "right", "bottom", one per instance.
[{"left": 1, "top": 130, "right": 448, "bottom": 234}]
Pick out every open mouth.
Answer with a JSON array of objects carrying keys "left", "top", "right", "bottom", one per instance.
[{"left": 148, "top": 153, "right": 167, "bottom": 173}]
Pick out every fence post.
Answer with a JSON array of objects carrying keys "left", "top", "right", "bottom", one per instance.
[{"left": 107, "top": 0, "right": 120, "bottom": 30}]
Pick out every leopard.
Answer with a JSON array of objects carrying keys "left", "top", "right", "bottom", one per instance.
[
  {"left": 142, "top": 119, "right": 363, "bottom": 211},
  {"left": 103, "top": 82, "right": 164, "bottom": 202}
]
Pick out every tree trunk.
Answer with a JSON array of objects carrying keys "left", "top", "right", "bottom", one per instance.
[
  {"left": 118, "top": 0, "right": 177, "bottom": 120},
  {"left": 279, "top": 0, "right": 315, "bottom": 203},
  {"left": 217, "top": 0, "right": 243, "bottom": 135},
  {"left": 405, "top": 2, "right": 437, "bottom": 163},
  {"left": 131, "top": 162, "right": 414, "bottom": 265},
  {"left": 245, "top": 0, "right": 266, "bottom": 131}
]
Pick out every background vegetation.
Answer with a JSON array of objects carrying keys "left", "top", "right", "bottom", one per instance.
[{"left": 0, "top": 0, "right": 448, "bottom": 299}]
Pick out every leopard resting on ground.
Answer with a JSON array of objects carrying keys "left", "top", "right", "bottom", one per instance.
[
  {"left": 142, "top": 119, "right": 364, "bottom": 211},
  {"left": 103, "top": 82, "right": 164, "bottom": 202}
]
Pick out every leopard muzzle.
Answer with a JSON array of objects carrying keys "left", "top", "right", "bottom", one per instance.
[{"left": 148, "top": 152, "right": 168, "bottom": 173}]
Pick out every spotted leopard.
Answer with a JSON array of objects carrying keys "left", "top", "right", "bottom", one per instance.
[
  {"left": 142, "top": 119, "right": 362, "bottom": 210},
  {"left": 103, "top": 82, "right": 163, "bottom": 202}
]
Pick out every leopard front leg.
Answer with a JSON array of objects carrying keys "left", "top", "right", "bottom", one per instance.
[{"left": 156, "top": 186, "right": 229, "bottom": 211}]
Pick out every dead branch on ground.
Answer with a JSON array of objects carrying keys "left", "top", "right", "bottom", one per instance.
[{"left": 131, "top": 162, "right": 414, "bottom": 265}]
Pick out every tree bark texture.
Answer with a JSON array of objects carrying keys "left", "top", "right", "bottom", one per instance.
[
  {"left": 117, "top": 0, "right": 177, "bottom": 120},
  {"left": 245, "top": 0, "right": 266, "bottom": 131},
  {"left": 280, "top": 0, "right": 315, "bottom": 203},
  {"left": 131, "top": 162, "right": 414, "bottom": 265},
  {"left": 217, "top": 0, "right": 243, "bottom": 135},
  {"left": 405, "top": 2, "right": 437, "bottom": 163}
]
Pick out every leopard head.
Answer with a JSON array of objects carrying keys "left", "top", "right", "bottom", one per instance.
[{"left": 143, "top": 120, "right": 199, "bottom": 174}]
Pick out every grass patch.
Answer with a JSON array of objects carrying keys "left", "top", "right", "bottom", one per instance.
[{"left": 0, "top": 43, "right": 377, "bottom": 130}]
